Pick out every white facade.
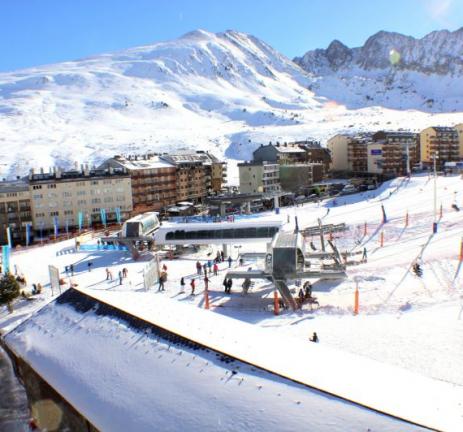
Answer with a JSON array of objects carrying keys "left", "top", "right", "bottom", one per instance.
[{"left": 327, "top": 134, "right": 350, "bottom": 171}]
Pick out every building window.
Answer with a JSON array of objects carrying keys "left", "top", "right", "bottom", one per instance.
[
  {"left": 47, "top": 184, "right": 56, "bottom": 189},
  {"left": 32, "top": 185, "right": 42, "bottom": 190},
  {"left": 50, "top": 211, "right": 59, "bottom": 216},
  {"left": 64, "top": 210, "right": 73, "bottom": 215},
  {"left": 77, "top": 199, "right": 86, "bottom": 205},
  {"left": 91, "top": 198, "right": 101, "bottom": 204},
  {"left": 63, "top": 191, "right": 72, "bottom": 197},
  {"left": 91, "top": 180, "right": 99, "bottom": 185},
  {"left": 33, "top": 194, "right": 43, "bottom": 199}
]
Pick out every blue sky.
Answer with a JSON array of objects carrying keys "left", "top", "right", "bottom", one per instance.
[{"left": 1, "top": 0, "right": 462, "bottom": 72}]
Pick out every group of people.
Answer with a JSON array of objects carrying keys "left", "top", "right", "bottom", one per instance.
[{"left": 223, "top": 278, "right": 233, "bottom": 293}]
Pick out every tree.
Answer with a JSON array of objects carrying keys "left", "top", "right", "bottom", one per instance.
[{"left": 0, "top": 273, "right": 20, "bottom": 313}]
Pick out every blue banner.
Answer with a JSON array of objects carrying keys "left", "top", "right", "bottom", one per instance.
[
  {"left": 6, "top": 226, "right": 12, "bottom": 248},
  {"left": 2, "top": 245, "right": 10, "bottom": 274},
  {"left": 115, "top": 207, "right": 121, "bottom": 224},
  {"left": 78, "top": 211, "right": 84, "bottom": 231},
  {"left": 100, "top": 208, "right": 107, "bottom": 227},
  {"left": 53, "top": 216, "right": 59, "bottom": 238},
  {"left": 25, "top": 223, "right": 31, "bottom": 246}
]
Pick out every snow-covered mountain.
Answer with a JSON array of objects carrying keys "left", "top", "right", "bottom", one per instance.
[
  {"left": 0, "top": 29, "right": 462, "bottom": 180},
  {"left": 294, "top": 28, "right": 463, "bottom": 111}
]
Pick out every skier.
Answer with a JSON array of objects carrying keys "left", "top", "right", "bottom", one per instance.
[
  {"left": 118, "top": 270, "right": 123, "bottom": 285},
  {"left": 362, "top": 247, "right": 368, "bottom": 263},
  {"left": 309, "top": 332, "right": 319, "bottom": 343},
  {"left": 223, "top": 278, "right": 228, "bottom": 293},
  {"left": 190, "top": 278, "right": 196, "bottom": 295},
  {"left": 220, "top": 250, "right": 225, "bottom": 262},
  {"left": 122, "top": 267, "right": 128, "bottom": 278},
  {"left": 412, "top": 262, "right": 423, "bottom": 277},
  {"left": 228, "top": 256, "right": 232, "bottom": 268},
  {"left": 180, "top": 277, "right": 185, "bottom": 293},
  {"left": 70, "top": 264, "right": 74, "bottom": 276},
  {"left": 213, "top": 262, "right": 218, "bottom": 276},
  {"left": 162, "top": 263, "right": 168, "bottom": 272},
  {"left": 106, "top": 268, "right": 110, "bottom": 280},
  {"left": 87, "top": 262, "right": 92, "bottom": 272},
  {"left": 196, "top": 261, "right": 202, "bottom": 276},
  {"left": 207, "top": 260, "right": 212, "bottom": 271},
  {"left": 203, "top": 263, "right": 208, "bottom": 276},
  {"left": 158, "top": 275, "right": 165, "bottom": 291}
]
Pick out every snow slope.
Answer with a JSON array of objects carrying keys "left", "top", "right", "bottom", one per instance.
[
  {"left": 1, "top": 29, "right": 463, "bottom": 179},
  {"left": 1, "top": 173, "right": 463, "bottom": 430}
]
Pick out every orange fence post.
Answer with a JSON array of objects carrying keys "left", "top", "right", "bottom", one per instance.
[
  {"left": 380, "top": 231, "right": 384, "bottom": 247},
  {"left": 363, "top": 222, "right": 367, "bottom": 236},
  {"left": 204, "top": 289, "right": 210, "bottom": 310},
  {"left": 354, "top": 285, "right": 359, "bottom": 315},
  {"left": 459, "top": 238, "right": 463, "bottom": 262},
  {"left": 440, "top": 204, "right": 443, "bottom": 219},
  {"left": 273, "top": 290, "right": 279, "bottom": 316},
  {"left": 405, "top": 211, "right": 409, "bottom": 227}
]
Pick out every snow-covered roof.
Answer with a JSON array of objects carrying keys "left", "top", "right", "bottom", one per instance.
[
  {"left": 5, "top": 288, "right": 461, "bottom": 432},
  {"left": 110, "top": 156, "right": 175, "bottom": 170}
]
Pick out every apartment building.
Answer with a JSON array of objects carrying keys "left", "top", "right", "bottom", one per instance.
[
  {"left": 292, "top": 140, "right": 331, "bottom": 174},
  {"left": 368, "top": 131, "right": 420, "bottom": 176},
  {"left": 347, "top": 140, "right": 369, "bottom": 174},
  {"left": 100, "top": 154, "right": 176, "bottom": 212},
  {"left": 327, "top": 134, "right": 350, "bottom": 172},
  {"left": 420, "top": 127, "right": 460, "bottom": 170},
  {"left": 161, "top": 153, "right": 207, "bottom": 203},
  {"left": 238, "top": 162, "right": 281, "bottom": 194},
  {"left": 253, "top": 143, "right": 307, "bottom": 164},
  {"left": 453, "top": 123, "right": 463, "bottom": 157},
  {"left": 29, "top": 166, "right": 132, "bottom": 235},
  {"left": 0, "top": 180, "right": 32, "bottom": 246},
  {"left": 194, "top": 151, "right": 227, "bottom": 193}
]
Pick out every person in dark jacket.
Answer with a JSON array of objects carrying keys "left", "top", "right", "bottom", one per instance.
[
  {"left": 190, "top": 278, "right": 196, "bottom": 295},
  {"left": 180, "top": 277, "right": 185, "bottom": 292},
  {"left": 309, "top": 332, "right": 319, "bottom": 343}
]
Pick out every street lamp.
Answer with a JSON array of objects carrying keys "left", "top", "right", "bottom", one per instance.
[{"left": 433, "top": 151, "right": 439, "bottom": 233}]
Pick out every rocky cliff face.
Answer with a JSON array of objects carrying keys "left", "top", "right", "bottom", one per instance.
[
  {"left": 295, "top": 28, "right": 463, "bottom": 75},
  {"left": 294, "top": 28, "right": 463, "bottom": 111}
]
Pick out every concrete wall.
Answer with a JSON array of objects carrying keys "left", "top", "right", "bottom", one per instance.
[
  {"left": 327, "top": 135, "right": 349, "bottom": 171},
  {"left": 239, "top": 164, "right": 263, "bottom": 194}
]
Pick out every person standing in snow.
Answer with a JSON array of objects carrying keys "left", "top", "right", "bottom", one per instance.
[
  {"left": 118, "top": 270, "right": 123, "bottom": 285},
  {"left": 196, "top": 261, "right": 202, "bottom": 276},
  {"left": 213, "top": 262, "right": 218, "bottom": 276},
  {"left": 203, "top": 263, "right": 208, "bottom": 276},
  {"left": 362, "top": 247, "right": 367, "bottom": 263},
  {"left": 220, "top": 250, "right": 225, "bottom": 262},
  {"left": 227, "top": 278, "right": 233, "bottom": 293},
  {"left": 180, "top": 277, "right": 185, "bottom": 293},
  {"left": 228, "top": 256, "right": 232, "bottom": 268},
  {"left": 309, "top": 332, "right": 319, "bottom": 343},
  {"left": 190, "top": 278, "right": 196, "bottom": 295},
  {"left": 106, "top": 268, "right": 110, "bottom": 280},
  {"left": 87, "top": 262, "right": 92, "bottom": 272},
  {"left": 158, "top": 275, "right": 165, "bottom": 291},
  {"left": 70, "top": 264, "right": 74, "bottom": 276}
]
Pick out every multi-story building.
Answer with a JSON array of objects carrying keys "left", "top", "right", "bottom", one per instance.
[
  {"left": 347, "top": 139, "right": 369, "bottom": 174},
  {"left": 292, "top": 140, "right": 331, "bottom": 174},
  {"left": 29, "top": 166, "right": 132, "bottom": 235},
  {"left": 327, "top": 134, "right": 351, "bottom": 172},
  {"left": 100, "top": 155, "right": 176, "bottom": 212},
  {"left": 253, "top": 143, "right": 307, "bottom": 164},
  {"left": 453, "top": 123, "right": 463, "bottom": 157},
  {"left": 238, "top": 162, "right": 281, "bottom": 194},
  {"left": 0, "top": 180, "right": 32, "bottom": 246},
  {"left": 368, "top": 131, "right": 420, "bottom": 176},
  {"left": 420, "top": 127, "right": 460, "bottom": 170},
  {"left": 194, "top": 151, "right": 227, "bottom": 193},
  {"left": 161, "top": 153, "right": 207, "bottom": 203}
]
